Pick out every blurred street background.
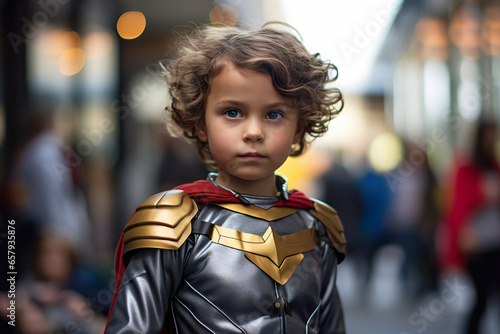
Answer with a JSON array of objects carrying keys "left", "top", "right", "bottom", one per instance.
[{"left": 1, "top": 0, "right": 500, "bottom": 333}]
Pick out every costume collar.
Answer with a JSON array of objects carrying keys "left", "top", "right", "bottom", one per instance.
[
  {"left": 206, "top": 172, "right": 289, "bottom": 203},
  {"left": 174, "top": 173, "right": 314, "bottom": 209}
]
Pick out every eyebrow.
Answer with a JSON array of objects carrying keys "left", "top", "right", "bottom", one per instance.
[{"left": 214, "top": 99, "right": 293, "bottom": 109}]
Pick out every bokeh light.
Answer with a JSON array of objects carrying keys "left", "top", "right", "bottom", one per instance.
[
  {"left": 117, "top": 11, "right": 146, "bottom": 40},
  {"left": 209, "top": 4, "right": 239, "bottom": 26},
  {"left": 41, "top": 30, "right": 81, "bottom": 59},
  {"left": 450, "top": 6, "right": 481, "bottom": 59},
  {"left": 481, "top": 5, "right": 500, "bottom": 56},
  {"left": 83, "top": 32, "right": 114, "bottom": 60},
  {"left": 368, "top": 132, "right": 403, "bottom": 172},
  {"left": 59, "top": 47, "right": 86, "bottom": 76},
  {"left": 414, "top": 18, "right": 449, "bottom": 60}
]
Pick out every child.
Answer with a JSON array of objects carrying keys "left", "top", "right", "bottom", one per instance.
[{"left": 105, "top": 23, "right": 346, "bottom": 333}]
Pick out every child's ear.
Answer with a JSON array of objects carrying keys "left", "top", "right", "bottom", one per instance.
[
  {"left": 195, "top": 122, "right": 208, "bottom": 142},
  {"left": 293, "top": 122, "right": 306, "bottom": 144}
]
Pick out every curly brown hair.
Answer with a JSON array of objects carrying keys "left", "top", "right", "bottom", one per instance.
[{"left": 164, "top": 23, "right": 343, "bottom": 168}]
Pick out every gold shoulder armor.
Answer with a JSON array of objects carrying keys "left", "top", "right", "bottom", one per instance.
[
  {"left": 309, "top": 199, "right": 346, "bottom": 262},
  {"left": 122, "top": 190, "right": 198, "bottom": 254}
]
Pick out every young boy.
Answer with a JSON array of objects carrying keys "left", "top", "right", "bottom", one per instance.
[{"left": 105, "top": 24, "right": 346, "bottom": 333}]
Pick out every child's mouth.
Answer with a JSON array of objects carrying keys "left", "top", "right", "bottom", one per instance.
[{"left": 239, "top": 152, "right": 265, "bottom": 160}]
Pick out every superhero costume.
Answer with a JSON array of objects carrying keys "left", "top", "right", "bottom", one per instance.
[{"left": 105, "top": 174, "right": 346, "bottom": 333}]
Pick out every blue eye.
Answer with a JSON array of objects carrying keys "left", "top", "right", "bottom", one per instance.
[
  {"left": 224, "top": 109, "right": 242, "bottom": 118},
  {"left": 266, "top": 111, "right": 283, "bottom": 120}
]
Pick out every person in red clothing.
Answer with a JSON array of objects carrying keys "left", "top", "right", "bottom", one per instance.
[{"left": 442, "top": 120, "right": 500, "bottom": 334}]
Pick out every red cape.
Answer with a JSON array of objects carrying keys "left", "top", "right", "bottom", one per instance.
[
  {"left": 105, "top": 181, "right": 314, "bottom": 330},
  {"left": 174, "top": 180, "right": 314, "bottom": 209}
]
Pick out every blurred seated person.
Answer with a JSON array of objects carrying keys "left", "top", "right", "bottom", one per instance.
[{"left": 10, "top": 233, "right": 106, "bottom": 334}]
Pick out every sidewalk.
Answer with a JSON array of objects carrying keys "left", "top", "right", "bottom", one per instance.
[{"left": 337, "top": 245, "right": 499, "bottom": 334}]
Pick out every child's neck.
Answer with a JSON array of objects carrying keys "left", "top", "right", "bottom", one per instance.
[{"left": 215, "top": 172, "right": 278, "bottom": 197}]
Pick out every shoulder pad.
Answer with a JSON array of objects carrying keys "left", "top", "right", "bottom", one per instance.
[
  {"left": 122, "top": 190, "right": 198, "bottom": 254},
  {"left": 309, "top": 199, "right": 346, "bottom": 262}
]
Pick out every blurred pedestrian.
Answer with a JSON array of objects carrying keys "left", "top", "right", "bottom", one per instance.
[
  {"left": 356, "top": 162, "right": 393, "bottom": 293},
  {"left": 14, "top": 105, "right": 92, "bottom": 257},
  {"left": 319, "top": 150, "right": 363, "bottom": 267},
  {"left": 155, "top": 127, "right": 207, "bottom": 191},
  {"left": 385, "top": 141, "right": 441, "bottom": 298},
  {"left": 442, "top": 120, "right": 500, "bottom": 334}
]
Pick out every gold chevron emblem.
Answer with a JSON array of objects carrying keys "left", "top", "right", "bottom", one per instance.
[
  {"left": 215, "top": 203, "right": 299, "bottom": 221},
  {"left": 209, "top": 224, "right": 318, "bottom": 285}
]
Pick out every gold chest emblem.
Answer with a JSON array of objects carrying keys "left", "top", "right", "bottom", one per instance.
[{"left": 209, "top": 203, "right": 318, "bottom": 285}]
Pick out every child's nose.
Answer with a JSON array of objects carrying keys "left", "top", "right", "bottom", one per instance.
[{"left": 243, "top": 118, "right": 264, "bottom": 143}]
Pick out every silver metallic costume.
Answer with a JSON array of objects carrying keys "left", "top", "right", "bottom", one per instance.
[{"left": 105, "top": 176, "right": 346, "bottom": 333}]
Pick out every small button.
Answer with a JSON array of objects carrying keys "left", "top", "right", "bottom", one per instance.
[{"left": 275, "top": 302, "right": 281, "bottom": 308}]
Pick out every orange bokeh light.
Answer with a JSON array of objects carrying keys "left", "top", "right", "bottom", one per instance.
[
  {"left": 415, "top": 18, "right": 449, "bottom": 60},
  {"left": 117, "top": 11, "right": 146, "bottom": 40},
  {"left": 59, "top": 47, "right": 86, "bottom": 76},
  {"left": 482, "top": 5, "right": 500, "bottom": 56},
  {"left": 209, "top": 5, "right": 239, "bottom": 27},
  {"left": 41, "top": 30, "right": 80, "bottom": 58},
  {"left": 450, "top": 7, "right": 481, "bottom": 59}
]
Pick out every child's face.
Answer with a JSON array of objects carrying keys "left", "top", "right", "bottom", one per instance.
[{"left": 197, "top": 62, "right": 304, "bottom": 195}]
